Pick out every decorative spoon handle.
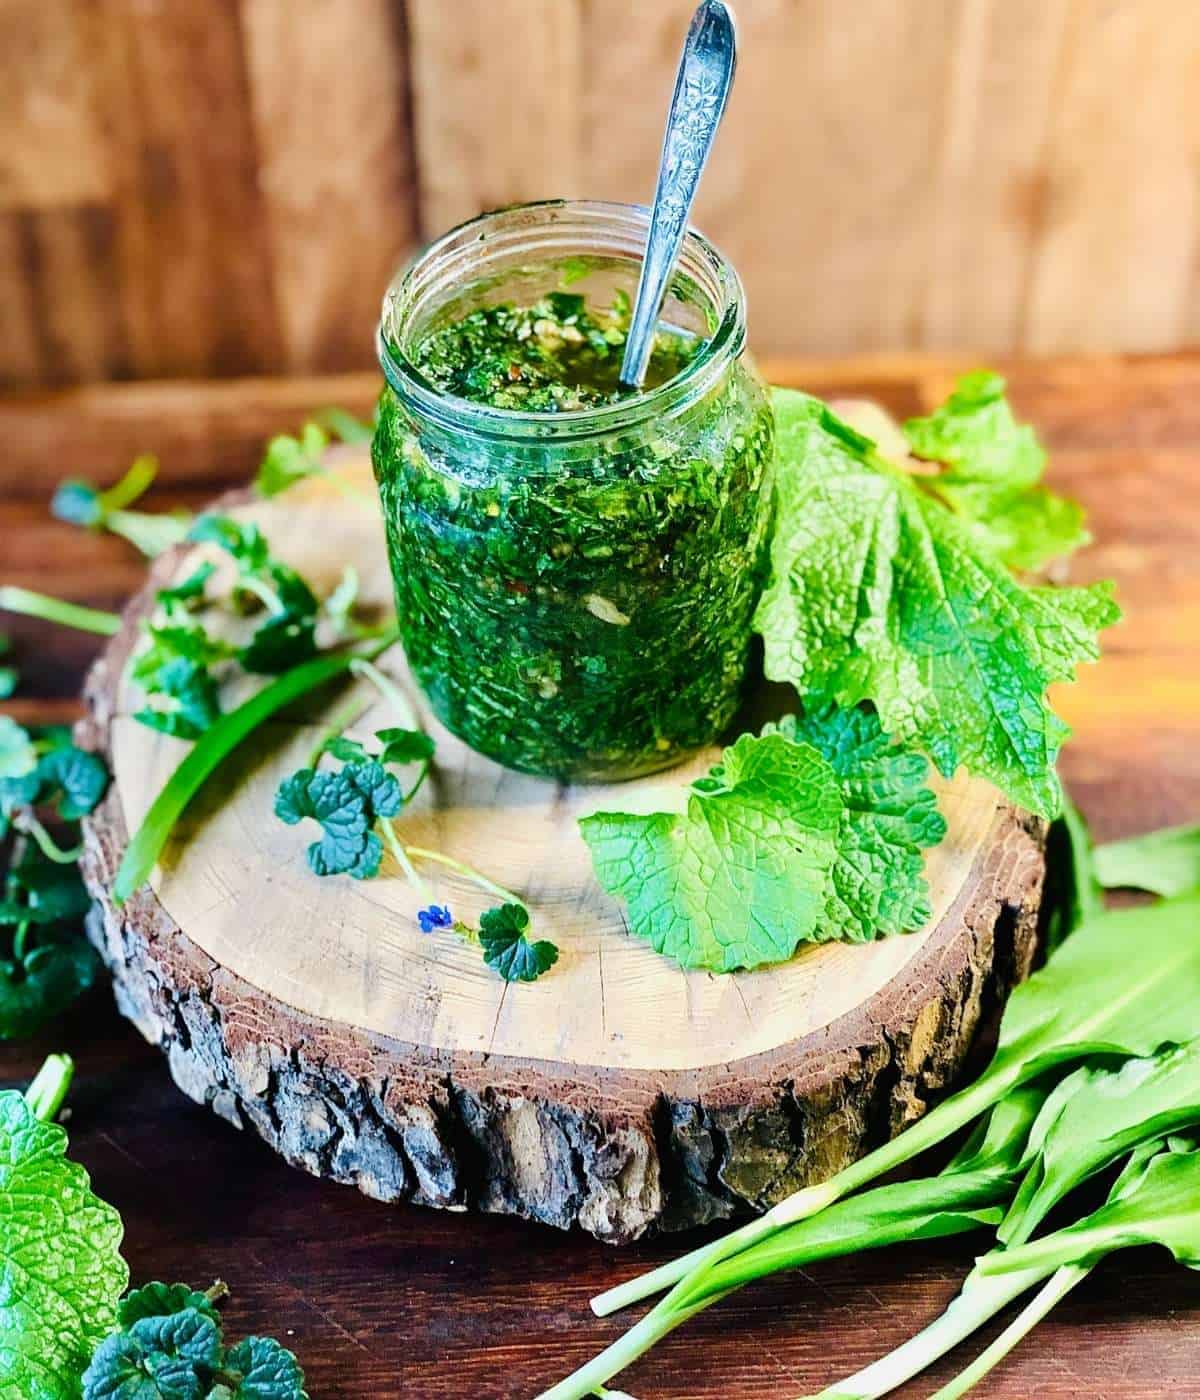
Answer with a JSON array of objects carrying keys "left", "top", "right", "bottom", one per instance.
[{"left": 619, "top": 0, "right": 738, "bottom": 390}]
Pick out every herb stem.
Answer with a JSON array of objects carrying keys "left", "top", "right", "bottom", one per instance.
[
  {"left": 18, "top": 815, "right": 84, "bottom": 865},
  {"left": 404, "top": 846, "right": 519, "bottom": 906},
  {"left": 401, "top": 760, "right": 430, "bottom": 807},
  {"left": 380, "top": 819, "right": 427, "bottom": 894},
  {"left": 238, "top": 575, "right": 287, "bottom": 616},
  {"left": 114, "top": 634, "right": 398, "bottom": 904},
  {"left": 23, "top": 1053, "right": 74, "bottom": 1122},
  {"left": 307, "top": 694, "right": 374, "bottom": 768},
  {"left": 348, "top": 657, "right": 418, "bottom": 728},
  {"left": 0, "top": 586, "right": 121, "bottom": 637},
  {"left": 13, "top": 920, "right": 30, "bottom": 962}
]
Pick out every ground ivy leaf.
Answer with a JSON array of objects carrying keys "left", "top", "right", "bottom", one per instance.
[
  {"left": 0, "top": 934, "right": 101, "bottom": 1040},
  {"left": 374, "top": 728, "right": 435, "bottom": 765},
  {"left": 753, "top": 390, "right": 1120, "bottom": 819},
  {"left": 36, "top": 744, "right": 110, "bottom": 820},
  {"left": 764, "top": 705, "right": 946, "bottom": 941},
  {"left": 0, "top": 715, "right": 37, "bottom": 779},
  {"left": 274, "top": 769, "right": 380, "bottom": 879},
  {"left": 118, "top": 1283, "right": 223, "bottom": 1330},
  {"left": 1, "top": 1089, "right": 128, "bottom": 1397},
  {"left": 222, "top": 1335, "right": 309, "bottom": 1400},
  {"left": 477, "top": 903, "right": 558, "bottom": 982},
  {"left": 133, "top": 657, "right": 222, "bottom": 741},
  {"left": 343, "top": 760, "right": 404, "bottom": 819},
  {"left": 129, "top": 1308, "right": 223, "bottom": 1371},
  {"left": 581, "top": 731, "right": 843, "bottom": 971}
]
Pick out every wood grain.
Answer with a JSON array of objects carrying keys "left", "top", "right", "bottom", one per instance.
[
  {"left": 5, "top": 4, "right": 1200, "bottom": 388},
  {"left": 77, "top": 458, "right": 1042, "bottom": 1240},
  {"left": 2, "top": 354, "right": 1199, "bottom": 1391}
]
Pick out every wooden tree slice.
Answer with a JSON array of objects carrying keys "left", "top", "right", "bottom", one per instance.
[{"left": 80, "top": 451, "right": 1047, "bottom": 1243}]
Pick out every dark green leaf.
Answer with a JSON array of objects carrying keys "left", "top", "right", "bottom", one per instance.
[
  {"left": 764, "top": 705, "right": 946, "bottom": 941},
  {"left": 0, "top": 934, "right": 100, "bottom": 1039},
  {"left": 222, "top": 1335, "right": 309, "bottom": 1400},
  {"left": 239, "top": 615, "right": 317, "bottom": 675},
  {"left": 35, "top": 744, "right": 109, "bottom": 819},
  {"left": 274, "top": 769, "right": 379, "bottom": 879},
  {"left": 374, "top": 727, "right": 435, "bottom": 765},
  {"left": 129, "top": 1309, "right": 222, "bottom": 1371},
  {"left": 344, "top": 760, "right": 403, "bottom": 819},
  {"left": 1042, "top": 792, "right": 1104, "bottom": 952},
  {"left": 119, "top": 1282, "right": 224, "bottom": 1329},
  {"left": 134, "top": 658, "right": 222, "bottom": 740},
  {"left": 478, "top": 903, "right": 558, "bottom": 982}
]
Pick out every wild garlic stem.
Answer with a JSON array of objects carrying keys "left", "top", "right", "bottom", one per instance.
[
  {"left": 405, "top": 847, "right": 519, "bottom": 906},
  {"left": 929, "top": 1266, "right": 1089, "bottom": 1400},
  {"left": 0, "top": 586, "right": 121, "bottom": 636},
  {"left": 24, "top": 1053, "right": 74, "bottom": 1122}
]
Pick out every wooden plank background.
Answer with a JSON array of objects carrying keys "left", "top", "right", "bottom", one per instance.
[{"left": 4, "top": 0, "right": 1200, "bottom": 391}]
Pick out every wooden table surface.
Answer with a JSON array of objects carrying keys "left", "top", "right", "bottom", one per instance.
[{"left": 3, "top": 353, "right": 1199, "bottom": 1399}]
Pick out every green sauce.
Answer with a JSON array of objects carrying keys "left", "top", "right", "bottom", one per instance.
[
  {"left": 373, "top": 286, "right": 775, "bottom": 782},
  {"left": 409, "top": 290, "right": 698, "bottom": 412}
]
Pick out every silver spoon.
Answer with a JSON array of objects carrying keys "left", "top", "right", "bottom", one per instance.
[{"left": 619, "top": 0, "right": 738, "bottom": 390}]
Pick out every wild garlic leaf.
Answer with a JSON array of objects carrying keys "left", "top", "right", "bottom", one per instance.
[
  {"left": 1041, "top": 793, "right": 1104, "bottom": 953},
  {"left": 222, "top": 1335, "right": 310, "bottom": 1399},
  {"left": 477, "top": 903, "right": 558, "bottom": 983},
  {"left": 980, "top": 1147, "right": 1200, "bottom": 1280},
  {"left": 34, "top": 743, "right": 109, "bottom": 820},
  {"left": 582, "top": 731, "right": 843, "bottom": 971},
  {"left": 762, "top": 706, "right": 946, "bottom": 942},
  {"left": 754, "top": 391, "right": 1119, "bottom": 818},
  {"left": 1000, "top": 1041, "right": 1200, "bottom": 1246},
  {"left": 0, "top": 1089, "right": 128, "bottom": 1398},
  {"left": 903, "top": 371, "right": 1088, "bottom": 571},
  {"left": 1094, "top": 821, "right": 1200, "bottom": 898}
]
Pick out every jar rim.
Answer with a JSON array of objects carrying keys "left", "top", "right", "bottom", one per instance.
[{"left": 376, "top": 199, "right": 746, "bottom": 442}]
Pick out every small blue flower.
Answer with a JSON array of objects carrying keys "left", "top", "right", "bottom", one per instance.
[{"left": 417, "top": 904, "right": 453, "bottom": 934}]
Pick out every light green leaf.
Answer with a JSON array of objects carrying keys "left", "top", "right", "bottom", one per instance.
[
  {"left": 1000, "top": 1040, "right": 1200, "bottom": 1245},
  {"left": 1094, "top": 822, "right": 1200, "bottom": 898},
  {"left": 0, "top": 1089, "right": 127, "bottom": 1398},
  {"left": 763, "top": 705, "right": 946, "bottom": 941},
  {"left": 582, "top": 731, "right": 843, "bottom": 971},
  {"left": 903, "top": 370, "right": 1088, "bottom": 571},
  {"left": 754, "top": 390, "right": 1120, "bottom": 818},
  {"left": 980, "top": 1146, "right": 1200, "bottom": 1279}
]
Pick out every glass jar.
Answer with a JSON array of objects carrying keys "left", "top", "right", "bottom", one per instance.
[{"left": 372, "top": 200, "right": 775, "bottom": 782}]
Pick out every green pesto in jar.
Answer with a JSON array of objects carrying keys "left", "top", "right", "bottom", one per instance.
[{"left": 373, "top": 285, "right": 775, "bottom": 782}]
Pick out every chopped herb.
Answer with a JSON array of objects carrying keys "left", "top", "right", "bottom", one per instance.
[{"left": 375, "top": 286, "right": 775, "bottom": 780}]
